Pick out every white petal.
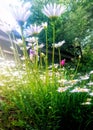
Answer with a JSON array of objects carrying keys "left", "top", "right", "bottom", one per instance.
[{"left": 23, "top": 11, "right": 31, "bottom": 21}]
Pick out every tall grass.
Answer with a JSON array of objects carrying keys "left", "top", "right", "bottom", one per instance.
[{"left": 0, "top": 54, "right": 93, "bottom": 130}]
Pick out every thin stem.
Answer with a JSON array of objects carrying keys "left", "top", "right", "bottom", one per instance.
[
  {"left": 52, "top": 23, "right": 55, "bottom": 67},
  {"left": 45, "top": 28, "right": 49, "bottom": 84},
  {"left": 51, "top": 22, "right": 56, "bottom": 83},
  {"left": 45, "top": 28, "right": 48, "bottom": 69},
  {"left": 72, "top": 58, "right": 81, "bottom": 79},
  {"left": 20, "top": 25, "right": 30, "bottom": 75},
  {"left": 58, "top": 48, "right": 61, "bottom": 67},
  {"left": 20, "top": 26, "right": 27, "bottom": 59},
  {"left": 40, "top": 51, "right": 42, "bottom": 68},
  {"left": 36, "top": 38, "right": 38, "bottom": 69}
]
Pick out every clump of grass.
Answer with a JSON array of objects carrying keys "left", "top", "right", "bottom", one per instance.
[{"left": 0, "top": 65, "right": 93, "bottom": 130}]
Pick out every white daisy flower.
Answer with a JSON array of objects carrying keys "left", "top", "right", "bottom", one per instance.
[
  {"left": 13, "top": 39, "right": 23, "bottom": 46},
  {"left": 26, "top": 37, "right": 38, "bottom": 43},
  {"left": 52, "top": 40, "right": 65, "bottom": 48},
  {"left": 10, "top": 2, "right": 31, "bottom": 26},
  {"left": 42, "top": 3, "right": 66, "bottom": 19},
  {"left": 0, "top": 20, "right": 18, "bottom": 33},
  {"left": 80, "top": 74, "right": 89, "bottom": 80},
  {"left": 41, "top": 22, "right": 48, "bottom": 29},
  {"left": 57, "top": 86, "right": 68, "bottom": 93},
  {"left": 25, "top": 24, "right": 43, "bottom": 36},
  {"left": 87, "top": 82, "right": 93, "bottom": 86},
  {"left": 89, "top": 70, "right": 93, "bottom": 74},
  {"left": 70, "top": 87, "right": 89, "bottom": 93}
]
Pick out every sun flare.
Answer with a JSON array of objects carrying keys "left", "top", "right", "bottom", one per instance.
[{"left": 0, "top": 0, "right": 20, "bottom": 25}]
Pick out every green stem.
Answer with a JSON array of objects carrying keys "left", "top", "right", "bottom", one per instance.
[
  {"left": 20, "top": 26, "right": 27, "bottom": 59},
  {"left": 52, "top": 22, "right": 55, "bottom": 68},
  {"left": 51, "top": 22, "right": 56, "bottom": 83},
  {"left": 58, "top": 48, "right": 61, "bottom": 67},
  {"left": 40, "top": 52, "right": 42, "bottom": 68},
  {"left": 45, "top": 28, "right": 48, "bottom": 69},
  {"left": 36, "top": 38, "right": 38, "bottom": 69},
  {"left": 72, "top": 58, "right": 81, "bottom": 79},
  {"left": 45, "top": 28, "right": 49, "bottom": 84},
  {"left": 20, "top": 25, "right": 30, "bottom": 75}
]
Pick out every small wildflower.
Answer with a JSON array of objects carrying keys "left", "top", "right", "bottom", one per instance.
[
  {"left": 0, "top": 20, "right": 18, "bottom": 33},
  {"left": 26, "top": 37, "right": 38, "bottom": 43},
  {"left": 68, "top": 79, "right": 79, "bottom": 85},
  {"left": 20, "top": 56, "right": 26, "bottom": 60},
  {"left": 42, "top": 22, "right": 48, "bottom": 29},
  {"left": 0, "top": 83, "right": 4, "bottom": 86},
  {"left": 58, "top": 79, "right": 67, "bottom": 84},
  {"left": 89, "top": 92, "right": 93, "bottom": 96},
  {"left": 20, "top": 47, "right": 24, "bottom": 51},
  {"left": 49, "top": 106, "right": 52, "bottom": 109},
  {"left": 38, "top": 43, "right": 45, "bottom": 49},
  {"left": 54, "top": 64, "right": 59, "bottom": 68},
  {"left": 29, "top": 49, "right": 36, "bottom": 55},
  {"left": 80, "top": 74, "right": 89, "bottom": 80},
  {"left": 81, "top": 102, "right": 91, "bottom": 105},
  {"left": 28, "top": 42, "right": 37, "bottom": 47},
  {"left": 57, "top": 87, "right": 68, "bottom": 93},
  {"left": 10, "top": 46, "right": 15, "bottom": 50},
  {"left": 87, "top": 82, "right": 93, "bottom": 86},
  {"left": 78, "top": 55, "right": 81, "bottom": 59},
  {"left": 70, "top": 87, "right": 89, "bottom": 93},
  {"left": 86, "top": 98, "right": 92, "bottom": 102},
  {"left": 52, "top": 40, "right": 65, "bottom": 48},
  {"left": 89, "top": 70, "right": 93, "bottom": 74},
  {"left": 14, "top": 39, "right": 23, "bottom": 46},
  {"left": 29, "top": 49, "right": 37, "bottom": 61},
  {"left": 25, "top": 24, "right": 43, "bottom": 36},
  {"left": 48, "top": 64, "right": 59, "bottom": 69},
  {"left": 60, "top": 59, "right": 66, "bottom": 66}
]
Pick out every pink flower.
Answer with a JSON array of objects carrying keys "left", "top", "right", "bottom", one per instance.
[{"left": 60, "top": 59, "right": 66, "bottom": 66}]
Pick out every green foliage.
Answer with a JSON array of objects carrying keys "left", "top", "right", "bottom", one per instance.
[
  {"left": 21, "top": 0, "right": 93, "bottom": 58},
  {"left": 1, "top": 75, "right": 93, "bottom": 130},
  {"left": 0, "top": 60, "right": 93, "bottom": 130},
  {"left": 78, "top": 46, "right": 93, "bottom": 72},
  {"left": 64, "top": 7, "right": 87, "bottom": 41},
  {"left": 1, "top": 67, "right": 93, "bottom": 129}
]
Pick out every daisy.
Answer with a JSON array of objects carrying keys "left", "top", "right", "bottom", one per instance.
[
  {"left": 42, "top": 3, "right": 66, "bottom": 19},
  {"left": 25, "top": 24, "right": 43, "bottom": 36},
  {"left": 10, "top": 2, "right": 31, "bottom": 26}
]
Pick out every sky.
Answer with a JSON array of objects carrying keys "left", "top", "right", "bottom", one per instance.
[{"left": 0, "top": 0, "right": 19, "bottom": 26}]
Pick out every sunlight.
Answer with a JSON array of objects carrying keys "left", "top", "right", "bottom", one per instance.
[{"left": 0, "top": 0, "right": 20, "bottom": 26}]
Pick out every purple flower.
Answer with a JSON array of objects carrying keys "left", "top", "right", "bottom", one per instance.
[
  {"left": 29, "top": 49, "right": 36, "bottom": 55},
  {"left": 29, "top": 49, "right": 36, "bottom": 61}
]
